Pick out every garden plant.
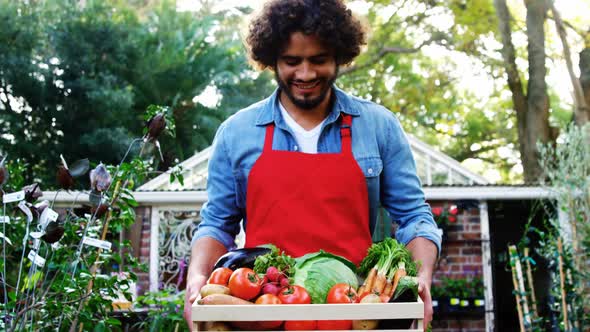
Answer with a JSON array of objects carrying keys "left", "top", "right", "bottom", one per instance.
[{"left": 0, "top": 106, "right": 182, "bottom": 331}]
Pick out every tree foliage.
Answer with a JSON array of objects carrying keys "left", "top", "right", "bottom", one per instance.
[
  {"left": 337, "top": 0, "right": 589, "bottom": 182},
  {"left": 0, "top": 0, "right": 274, "bottom": 187}
]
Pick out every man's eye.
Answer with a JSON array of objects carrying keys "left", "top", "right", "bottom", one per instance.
[{"left": 284, "top": 59, "right": 300, "bottom": 66}]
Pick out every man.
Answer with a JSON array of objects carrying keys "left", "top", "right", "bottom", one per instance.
[{"left": 184, "top": 0, "right": 441, "bottom": 328}]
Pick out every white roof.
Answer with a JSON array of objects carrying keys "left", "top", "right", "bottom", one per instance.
[{"left": 139, "top": 134, "right": 489, "bottom": 191}]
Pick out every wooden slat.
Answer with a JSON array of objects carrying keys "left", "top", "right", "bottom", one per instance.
[
  {"left": 231, "top": 330, "right": 423, "bottom": 332},
  {"left": 193, "top": 302, "right": 423, "bottom": 322}
]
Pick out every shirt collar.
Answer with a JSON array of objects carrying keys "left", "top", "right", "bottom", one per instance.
[{"left": 255, "top": 85, "right": 360, "bottom": 127}]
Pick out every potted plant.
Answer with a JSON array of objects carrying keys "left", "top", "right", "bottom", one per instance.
[
  {"left": 430, "top": 284, "right": 444, "bottom": 316},
  {"left": 469, "top": 275, "right": 485, "bottom": 314},
  {"left": 439, "top": 277, "right": 462, "bottom": 313}
]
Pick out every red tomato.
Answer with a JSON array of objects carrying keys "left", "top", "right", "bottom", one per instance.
[
  {"left": 255, "top": 294, "right": 282, "bottom": 304},
  {"left": 278, "top": 285, "right": 311, "bottom": 304},
  {"left": 255, "top": 294, "right": 283, "bottom": 329},
  {"left": 228, "top": 267, "right": 262, "bottom": 300},
  {"left": 284, "top": 320, "right": 317, "bottom": 330},
  {"left": 317, "top": 320, "right": 352, "bottom": 330},
  {"left": 326, "top": 283, "right": 358, "bottom": 304},
  {"left": 207, "top": 267, "right": 232, "bottom": 285}
]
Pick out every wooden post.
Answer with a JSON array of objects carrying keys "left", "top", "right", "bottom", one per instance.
[
  {"left": 557, "top": 238, "right": 569, "bottom": 331},
  {"left": 509, "top": 245, "right": 530, "bottom": 331},
  {"left": 523, "top": 248, "right": 537, "bottom": 319}
]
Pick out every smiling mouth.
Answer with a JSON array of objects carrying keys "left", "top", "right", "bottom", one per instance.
[{"left": 293, "top": 81, "right": 320, "bottom": 90}]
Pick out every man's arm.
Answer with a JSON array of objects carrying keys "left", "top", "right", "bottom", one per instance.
[
  {"left": 406, "top": 237, "right": 437, "bottom": 328},
  {"left": 376, "top": 111, "right": 441, "bottom": 327},
  {"left": 183, "top": 237, "right": 228, "bottom": 329},
  {"left": 183, "top": 121, "right": 243, "bottom": 330}
]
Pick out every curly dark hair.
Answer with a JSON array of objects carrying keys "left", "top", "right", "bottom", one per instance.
[{"left": 246, "top": 0, "right": 366, "bottom": 70}]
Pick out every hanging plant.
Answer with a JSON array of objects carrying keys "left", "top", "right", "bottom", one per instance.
[{"left": 431, "top": 204, "right": 459, "bottom": 229}]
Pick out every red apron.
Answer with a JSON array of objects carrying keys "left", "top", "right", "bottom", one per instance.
[{"left": 244, "top": 114, "right": 372, "bottom": 265}]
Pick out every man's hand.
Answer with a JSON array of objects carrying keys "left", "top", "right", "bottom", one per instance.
[
  {"left": 417, "top": 276, "right": 433, "bottom": 328},
  {"left": 184, "top": 274, "right": 208, "bottom": 331},
  {"left": 406, "top": 237, "right": 438, "bottom": 330}
]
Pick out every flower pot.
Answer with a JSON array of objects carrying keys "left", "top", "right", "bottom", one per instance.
[
  {"left": 447, "top": 297, "right": 461, "bottom": 313},
  {"left": 471, "top": 297, "right": 485, "bottom": 314},
  {"left": 459, "top": 298, "right": 470, "bottom": 308}
]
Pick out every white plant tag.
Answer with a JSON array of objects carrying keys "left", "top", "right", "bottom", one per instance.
[
  {"left": 28, "top": 250, "right": 46, "bottom": 267},
  {"left": 17, "top": 201, "right": 33, "bottom": 222},
  {"left": 82, "top": 237, "right": 112, "bottom": 251},
  {"left": 0, "top": 216, "right": 9, "bottom": 224},
  {"left": 40, "top": 208, "right": 59, "bottom": 229},
  {"left": 3, "top": 191, "right": 25, "bottom": 203},
  {"left": 30, "top": 231, "right": 45, "bottom": 239}
]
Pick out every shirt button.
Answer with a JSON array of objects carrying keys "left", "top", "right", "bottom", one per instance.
[
  {"left": 293, "top": 146, "right": 298, "bottom": 151},
  {"left": 368, "top": 168, "right": 373, "bottom": 174}
]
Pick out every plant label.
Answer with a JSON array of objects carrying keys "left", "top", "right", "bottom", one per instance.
[
  {"left": 17, "top": 201, "right": 33, "bottom": 222},
  {"left": 3, "top": 191, "right": 25, "bottom": 203},
  {"left": 0, "top": 216, "right": 9, "bottom": 224},
  {"left": 40, "top": 208, "right": 59, "bottom": 229},
  {"left": 30, "top": 231, "right": 44, "bottom": 239},
  {"left": 82, "top": 237, "right": 112, "bottom": 251},
  {"left": 28, "top": 250, "right": 46, "bottom": 267}
]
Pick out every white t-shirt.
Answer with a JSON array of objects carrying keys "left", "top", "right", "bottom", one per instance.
[{"left": 279, "top": 102, "right": 326, "bottom": 154}]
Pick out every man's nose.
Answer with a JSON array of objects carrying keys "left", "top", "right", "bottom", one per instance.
[{"left": 295, "top": 62, "right": 317, "bottom": 81}]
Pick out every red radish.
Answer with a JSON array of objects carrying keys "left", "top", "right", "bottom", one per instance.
[
  {"left": 266, "top": 266, "right": 280, "bottom": 282},
  {"left": 279, "top": 275, "right": 290, "bottom": 288},
  {"left": 262, "top": 282, "right": 281, "bottom": 295}
]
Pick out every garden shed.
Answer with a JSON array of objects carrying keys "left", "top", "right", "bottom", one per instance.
[{"left": 47, "top": 134, "right": 556, "bottom": 332}]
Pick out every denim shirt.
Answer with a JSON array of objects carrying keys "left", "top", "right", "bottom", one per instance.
[{"left": 193, "top": 86, "right": 442, "bottom": 254}]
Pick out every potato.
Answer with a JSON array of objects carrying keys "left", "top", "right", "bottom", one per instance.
[
  {"left": 199, "top": 284, "right": 230, "bottom": 298},
  {"left": 203, "top": 321, "right": 231, "bottom": 331},
  {"left": 352, "top": 293, "right": 382, "bottom": 330},
  {"left": 352, "top": 319, "right": 379, "bottom": 330}
]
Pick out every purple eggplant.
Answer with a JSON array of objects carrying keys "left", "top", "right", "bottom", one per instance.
[{"left": 213, "top": 247, "right": 271, "bottom": 270}]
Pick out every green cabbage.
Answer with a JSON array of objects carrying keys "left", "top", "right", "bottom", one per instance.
[{"left": 292, "top": 251, "right": 359, "bottom": 304}]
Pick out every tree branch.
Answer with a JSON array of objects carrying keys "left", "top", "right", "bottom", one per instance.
[
  {"left": 549, "top": 0, "right": 589, "bottom": 125},
  {"left": 340, "top": 36, "right": 443, "bottom": 76}
]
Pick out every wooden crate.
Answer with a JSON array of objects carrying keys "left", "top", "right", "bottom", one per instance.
[{"left": 192, "top": 298, "right": 424, "bottom": 331}]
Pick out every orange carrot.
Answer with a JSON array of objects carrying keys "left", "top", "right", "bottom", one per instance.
[
  {"left": 388, "top": 262, "right": 407, "bottom": 298},
  {"left": 372, "top": 272, "right": 388, "bottom": 294},
  {"left": 363, "top": 266, "right": 378, "bottom": 294},
  {"left": 382, "top": 280, "right": 393, "bottom": 297},
  {"left": 357, "top": 284, "right": 366, "bottom": 295}
]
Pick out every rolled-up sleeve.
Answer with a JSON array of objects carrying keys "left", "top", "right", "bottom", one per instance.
[
  {"left": 192, "top": 122, "right": 243, "bottom": 250},
  {"left": 379, "top": 115, "right": 442, "bottom": 254}
]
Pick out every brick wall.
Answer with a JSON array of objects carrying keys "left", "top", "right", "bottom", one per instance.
[
  {"left": 135, "top": 206, "right": 151, "bottom": 296},
  {"left": 429, "top": 201, "right": 486, "bottom": 332}
]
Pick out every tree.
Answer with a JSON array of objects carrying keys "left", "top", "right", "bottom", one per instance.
[
  {"left": 0, "top": 0, "right": 274, "bottom": 186},
  {"left": 338, "top": 0, "right": 521, "bottom": 181},
  {"left": 493, "top": 0, "right": 553, "bottom": 182},
  {"left": 339, "top": 0, "right": 588, "bottom": 183}
]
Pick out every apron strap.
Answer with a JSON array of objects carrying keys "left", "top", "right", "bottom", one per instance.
[
  {"left": 263, "top": 124, "right": 275, "bottom": 152},
  {"left": 263, "top": 115, "right": 352, "bottom": 154},
  {"left": 340, "top": 114, "right": 352, "bottom": 155}
]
